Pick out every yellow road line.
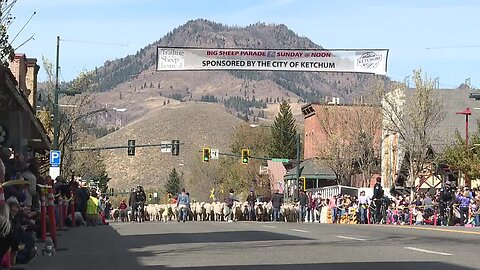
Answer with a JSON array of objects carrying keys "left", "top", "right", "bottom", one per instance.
[
  {"left": 338, "top": 223, "right": 480, "bottom": 235},
  {"left": 389, "top": 225, "right": 480, "bottom": 235},
  {"left": 408, "top": 226, "right": 480, "bottom": 235}
]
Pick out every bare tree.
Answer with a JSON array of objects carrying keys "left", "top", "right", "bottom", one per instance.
[
  {"left": 315, "top": 104, "right": 381, "bottom": 186},
  {"left": 380, "top": 70, "right": 445, "bottom": 197},
  {"left": 348, "top": 106, "right": 382, "bottom": 187},
  {"left": 41, "top": 58, "right": 107, "bottom": 178}
]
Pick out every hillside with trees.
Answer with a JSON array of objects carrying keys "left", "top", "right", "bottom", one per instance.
[{"left": 54, "top": 19, "right": 388, "bottom": 128}]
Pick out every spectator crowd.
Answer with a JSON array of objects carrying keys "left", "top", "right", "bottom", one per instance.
[
  {"left": 294, "top": 186, "right": 480, "bottom": 227},
  {"left": 0, "top": 148, "right": 109, "bottom": 268}
]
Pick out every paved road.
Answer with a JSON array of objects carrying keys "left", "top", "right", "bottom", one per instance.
[{"left": 27, "top": 221, "right": 480, "bottom": 270}]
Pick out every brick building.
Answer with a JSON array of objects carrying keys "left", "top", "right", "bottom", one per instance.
[
  {"left": 294, "top": 103, "right": 382, "bottom": 189},
  {"left": 0, "top": 53, "right": 49, "bottom": 167}
]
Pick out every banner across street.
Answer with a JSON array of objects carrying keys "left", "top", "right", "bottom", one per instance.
[{"left": 156, "top": 47, "right": 389, "bottom": 75}]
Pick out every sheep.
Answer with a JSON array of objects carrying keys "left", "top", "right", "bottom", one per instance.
[
  {"left": 161, "top": 204, "right": 175, "bottom": 222},
  {"left": 146, "top": 204, "right": 159, "bottom": 221},
  {"left": 214, "top": 202, "right": 224, "bottom": 221},
  {"left": 191, "top": 202, "right": 198, "bottom": 221},
  {"left": 255, "top": 203, "right": 265, "bottom": 221},
  {"left": 264, "top": 202, "right": 273, "bottom": 221},
  {"left": 195, "top": 202, "right": 205, "bottom": 221},
  {"left": 204, "top": 202, "right": 214, "bottom": 221},
  {"left": 111, "top": 209, "right": 120, "bottom": 222},
  {"left": 232, "top": 201, "right": 243, "bottom": 221},
  {"left": 155, "top": 204, "right": 165, "bottom": 221}
]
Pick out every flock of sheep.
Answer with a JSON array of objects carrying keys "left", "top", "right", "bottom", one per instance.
[{"left": 111, "top": 201, "right": 325, "bottom": 223}]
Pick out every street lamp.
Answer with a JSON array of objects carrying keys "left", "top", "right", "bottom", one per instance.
[
  {"left": 250, "top": 124, "right": 301, "bottom": 201},
  {"left": 456, "top": 108, "right": 472, "bottom": 145}
]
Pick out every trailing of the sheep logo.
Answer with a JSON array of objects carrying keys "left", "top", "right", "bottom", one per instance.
[{"left": 357, "top": 52, "right": 382, "bottom": 69}]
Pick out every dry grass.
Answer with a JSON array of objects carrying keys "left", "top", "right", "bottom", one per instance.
[{"left": 96, "top": 102, "right": 243, "bottom": 190}]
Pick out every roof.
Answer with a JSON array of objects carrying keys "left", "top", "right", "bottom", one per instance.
[
  {"left": 284, "top": 158, "right": 337, "bottom": 180},
  {"left": 0, "top": 65, "right": 51, "bottom": 151}
]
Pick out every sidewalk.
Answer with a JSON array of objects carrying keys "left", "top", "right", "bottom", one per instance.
[{"left": 26, "top": 225, "right": 142, "bottom": 270}]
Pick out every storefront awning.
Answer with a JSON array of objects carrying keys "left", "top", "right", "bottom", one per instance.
[{"left": 284, "top": 158, "right": 337, "bottom": 180}]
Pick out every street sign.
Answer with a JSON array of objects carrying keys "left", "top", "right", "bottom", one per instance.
[
  {"left": 49, "top": 166, "right": 60, "bottom": 179},
  {"left": 160, "top": 141, "right": 172, "bottom": 153},
  {"left": 259, "top": 166, "right": 269, "bottom": 175},
  {"left": 211, "top": 149, "right": 219, "bottom": 159},
  {"left": 49, "top": 150, "right": 61, "bottom": 167},
  {"left": 272, "top": 158, "right": 289, "bottom": 163}
]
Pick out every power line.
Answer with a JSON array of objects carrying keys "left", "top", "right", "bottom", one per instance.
[
  {"left": 10, "top": 11, "right": 36, "bottom": 44},
  {"left": 61, "top": 38, "right": 144, "bottom": 47},
  {"left": 425, "top": 45, "right": 480, "bottom": 50}
]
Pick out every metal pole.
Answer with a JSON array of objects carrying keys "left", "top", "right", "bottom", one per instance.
[
  {"left": 53, "top": 36, "right": 60, "bottom": 150},
  {"left": 466, "top": 114, "right": 469, "bottom": 145},
  {"left": 296, "top": 133, "right": 301, "bottom": 201}
]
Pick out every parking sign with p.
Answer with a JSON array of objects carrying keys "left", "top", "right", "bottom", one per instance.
[{"left": 50, "top": 150, "right": 61, "bottom": 167}]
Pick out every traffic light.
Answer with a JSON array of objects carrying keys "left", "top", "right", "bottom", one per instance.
[
  {"left": 127, "top": 139, "right": 136, "bottom": 156},
  {"left": 300, "top": 177, "right": 306, "bottom": 191},
  {"left": 241, "top": 149, "right": 250, "bottom": 164},
  {"left": 469, "top": 92, "right": 480, "bottom": 100},
  {"left": 202, "top": 148, "right": 211, "bottom": 162},
  {"left": 171, "top": 140, "right": 180, "bottom": 156}
]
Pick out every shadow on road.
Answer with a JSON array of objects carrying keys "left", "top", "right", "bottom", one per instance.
[
  {"left": 116, "top": 230, "right": 311, "bottom": 248},
  {"left": 28, "top": 224, "right": 474, "bottom": 270}
]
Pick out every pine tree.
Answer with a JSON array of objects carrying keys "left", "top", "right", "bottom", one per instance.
[
  {"left": 165, "top": 168, "right": 181, "bottom": 196},
  {"left": 269, "top": 101, "right": 298, "bottom": 159},
  {"left": 92, "top": 171, "right": 111, "bottom": 193}
]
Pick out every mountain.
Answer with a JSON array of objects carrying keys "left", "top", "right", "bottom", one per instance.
[
  {"left": 78, "top": 19, "right": 385, "bottom": 189},
  {"left": 87, "top": 19, "right": 383, "bottom": 127}
]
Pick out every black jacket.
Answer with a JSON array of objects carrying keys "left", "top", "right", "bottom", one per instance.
[
  {"left": 246, "top": 194, "right": 256, "bottom": 205},
  {"left": 298, "top": 193, "right": 308, "bottom": 207},
  {"left": 373, "top": 183, "right": 384, "bottom": 199},
  {"left": 271, "top": 193, "right": 284, "bottom": 209},
  {"left": 135, "top": 190, "right": 146, "bottom": 204},
  {"left": 128, "top": 192, "right": 136, "bottom": 206}
]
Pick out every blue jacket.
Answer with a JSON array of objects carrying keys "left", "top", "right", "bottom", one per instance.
[
  {"left": 177, "top": 194, "right": 190, "bottom": 205},
  {"left": 456, "top": 194, "right": 470, "bottom": 208}
]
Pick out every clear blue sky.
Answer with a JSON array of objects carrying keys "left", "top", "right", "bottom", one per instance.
[{"left": 8, "top": 0, "right": 479, "bottom": 88}]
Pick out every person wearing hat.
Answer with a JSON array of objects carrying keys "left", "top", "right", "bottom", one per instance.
[
  {"left": 5, "top": 196, "right": 36, "bottom": 265},
  {"left": 439, "top": 181, "right": 454, "bottom": 226},
  {"left": 372, "top": 176, "right": 384, "bottom": 224}
]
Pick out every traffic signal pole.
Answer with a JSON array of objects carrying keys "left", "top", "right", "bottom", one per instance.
[{"left": 73, "top": 141, "right": 184, "bottom": 152}]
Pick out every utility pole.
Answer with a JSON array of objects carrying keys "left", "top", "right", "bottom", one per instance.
[
  {"left": 295, "top": 133, "right": 301, "bottom": 201},
  {"left": 434, "top": 77, "right": 440, "bottom": 89},
  {"left": 53, "top": 36, "right": 60, "bottom": 150},
  {"left": 404, "top": 76, "right": 410, "bottom": 88}
]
